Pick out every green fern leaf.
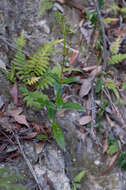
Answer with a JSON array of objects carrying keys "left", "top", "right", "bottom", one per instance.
[
  {"left": 110, "top": 37, "right": 121, "bottom": 54},
  {"left": 108, "top": 54, "right": 126, "bottom": 64},
  {"left": 20, "top": 87, "right": 49, "bottom": 109}
]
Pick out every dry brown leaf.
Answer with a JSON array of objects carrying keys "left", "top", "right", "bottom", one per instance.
[
  {"left": 99, "top": 151, "right": 120, "bottom": 176},
  {"left": 79, "top": 77, "right": 93, "bottom": 97},
  {"left": 89, "top": 66, "right": 102, "bottom": 78},
  {"left": 103, "top": 136, "right": 108, "bottom": 154},
  {"left": 23, "top": 132, "right": 38, "bottom": 139},
  {"left": 106, "top": 114, "right": 115, "bottom": 127},
  {"left": 35, "top": 142, "right": 44, "bottom": 154},
  {"left": 10, "top": 82, "right": 18, "bottom": 105},
  {"left": 83, "top": 65, "right": 97, "bottom": 72},
  {"left": 8, "top": 108, "right": 29, "bottom": 127},
  {"left": 79, "top": 115, "right": 92, "bottom": 125},
  {"left": 69, "top": 51, "right": 79, "bottom": 66},
  {"left": 79, "top": 66, "right": 102, "bottom": 97}
]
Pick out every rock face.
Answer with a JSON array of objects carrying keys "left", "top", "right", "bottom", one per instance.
[{"left": 1, "top": 0, "right": 126, "bottom": 190}]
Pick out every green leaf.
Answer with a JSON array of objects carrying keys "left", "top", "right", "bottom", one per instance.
[
  {"left": 62, "top": 77, "right": 79, "bottom": 84},
  {"left": 102, "top": 17, "right": 119, "bottom": 24},
  {"left": 122, "top": 82, "right": 126, "bottom": 90},
  {"left": 108, "top": 54, "right": 126, "bottom": 64},
  {"left": 98, "top": 0, "right": 105, "bottom": 8},
  {"left": 107, "top": 142, "right": 119, "bottom": 155},
  {"left": 74, "top": 170, "right": 86, "bottom": 183},
  {"left": 75, "top": 183, "right": 81, "bottom": 188},
  {"left": 63, "top": 67, "right": 82, "bottom": 73},
  {"left": 52, "top": 122, "right": 66, "bottom": 149},
  {"left": 56, "top": 97, "right": 64, "bottom": 111},
  {"left": 62, "top": 102, "right": 85, "bottom": 112},
  {"left": 95, "top": 78, "right": 103, "bottom": 93},
  {"left": 117, "top": 152, "right": 126, "bottom": 170},
  {"left": 105, "top": 79, "right": 119, "bottom": 99},
  {"left": 48, "top": 107, "right": 56, "bottom": 122},
  {"left": 37, "top": 134, "right": 49, "bottom": 140}
]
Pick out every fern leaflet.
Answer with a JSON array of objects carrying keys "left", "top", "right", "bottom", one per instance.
[
  {"left": 110, "top": 37, "right": 121, "bottom": 54},
  {"left": 108, "top": 53, "right": 126, "bottom": 64}
]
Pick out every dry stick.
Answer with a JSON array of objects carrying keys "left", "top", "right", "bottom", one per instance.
[
  {"left": 14, "top": 135, "right": 43, "bottom": 190},
  {"left": 0, "top": 120, "right": 42, "bottom": 189},
  {"left": 90, "top": 81, "right": 102, "bottom": 147},
  {"left": 103, "top": 87, "right": 126, "bottom": 129},
  {"left": 93, "top": 0, "right": 108, "bottom": 71}
]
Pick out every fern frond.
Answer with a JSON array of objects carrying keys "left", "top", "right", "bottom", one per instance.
[
  {"left": 108, "top": 53, "right": 126, "bottom": 64},
  {"left": 13, "top": 31, "right": 29, "bottom": 83},
  {"left": 105, "top": 78, "right": 119, "bottom": 99},
  {"left": 14, "top": 31, "right": 62, "bottom": 87},
  {"left": 27, "top": 77, "right": 40, "bottom": 85},
  {"left": 36, "top": 70, "right": 54, "bottom": 90},
  {"left": 110, "top": 37, "right": 121, "bottom": 54},
  {"left": 20, "top": 87, "right": 49, "bottom": 109}
]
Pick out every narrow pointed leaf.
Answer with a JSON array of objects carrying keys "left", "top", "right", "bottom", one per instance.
[
  {"left": 52, "top": 122, "right": 66, "bottom": 149},
  {"left": 62, "top": 102, "right": 85, "bottom": 111}
]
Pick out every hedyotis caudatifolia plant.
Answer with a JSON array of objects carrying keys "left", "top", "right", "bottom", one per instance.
[{"left": 3, "top": 30, "right": 85, "bottom": 149}]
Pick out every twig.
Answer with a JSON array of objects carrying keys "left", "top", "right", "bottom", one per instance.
[
  {"left": 93, "top": 0, "right": 108, "bottom": 71},
  {"left": 103, "top": 87, "right": 126, "bottom": 130},
  {"left": 90, "top": 80, "right": 102, "bottom": 147},
  {"left": 14, "top": 134, "right": 43, "bottom": 190}
]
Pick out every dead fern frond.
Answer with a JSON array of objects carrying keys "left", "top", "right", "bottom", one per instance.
[{"left": 27, "top": 77, "right": 40, "bottom": 85}]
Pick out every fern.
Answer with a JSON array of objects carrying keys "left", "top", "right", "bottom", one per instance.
[
  {"left": 110, "top": 37, "right": 121, "bottom": 55},
  {"left": 105, "top": 78, "right": 119, "bottom": 99},
  {"left": 35, "top": 68, "right": 54, "bottom": 89},
  {"left": 108, "top": 53, "right": 126, "bottom": 65},
  {"left": 27, "top": 76, "right": 40, "bottom": 85},
  {"left": 13, "top": 31, "right": 62, "bottom": 89},
  {"left": 20, "top": 87, "right": 49, "bottom": 109},
  {"left": 13, "top": 31, "right": 29, "bottom": 83}
]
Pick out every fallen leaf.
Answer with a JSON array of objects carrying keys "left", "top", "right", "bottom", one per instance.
[
  {"left": 23, "top": 132, "right": 38, "bottom": 139},
  {"left": 35, "top": 142, "right": 44, "bottom": 154},
  {"left": 10, "top": 82, "right": 18, "bottom": 105},
  {"left": 69, "top": 51, "right": 79, "bottom": 66},
  {"left": 99, "top": 151, "right": 120, "bottom": 176},
  {"left": 89, "top": 66, "right": 102, "bottom": 78},
  {"left": 79, "top": 115, "right": 92, "bottom": 125},
  {"left": 83, "top": 65, "right": 97, "bottom": 72},
  {"left": 79, "top": 77, "right": 93, "bottom": 97},
  {"left": 103, "top": 136, "right": 108, "bottom": 154},
  {"left": 8, "top": 108, "right": 29, "bottom": 127}
]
